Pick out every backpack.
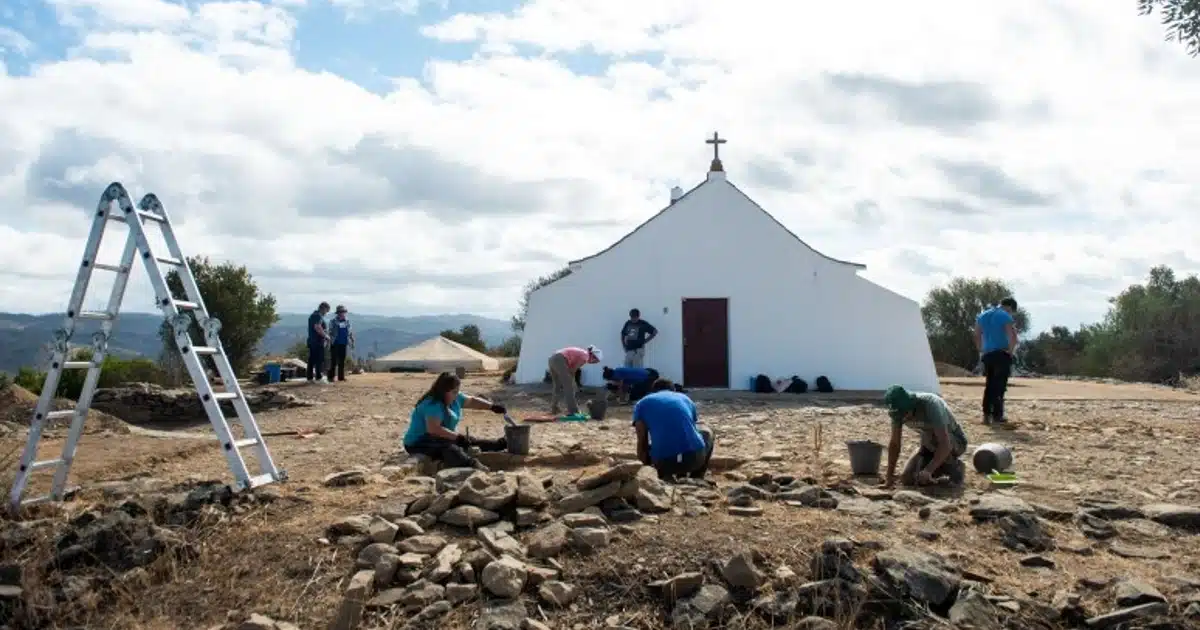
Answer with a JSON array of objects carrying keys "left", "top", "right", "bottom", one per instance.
[
  {"left": 783, "top": 376, "right": 808, "bottom": 394},
  {"left": 815, "top": 376, "right": 834, "bottom": 393}
]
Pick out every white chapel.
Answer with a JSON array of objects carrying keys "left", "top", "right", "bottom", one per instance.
[{"left": 514, "top": 134, "right": 939, "bottom": 393}]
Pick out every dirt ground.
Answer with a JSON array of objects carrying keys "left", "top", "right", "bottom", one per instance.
[{"left": 2, "top": 373, "right": 1199, "bottom": 629}]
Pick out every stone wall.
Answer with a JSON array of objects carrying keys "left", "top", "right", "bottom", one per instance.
[{"left": 91, "top": 382, "right": 311, "bottom": 425}]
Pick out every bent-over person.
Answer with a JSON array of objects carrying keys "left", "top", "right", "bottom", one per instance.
[
  {"left": 633, "top": 379, "right": 715, "bottom": 481},
  {"left": 547, "top": 345, "right": 602, "bottom": 415},
  {"left": 881, "top": 385, "right": 968, "bottom": 488}
]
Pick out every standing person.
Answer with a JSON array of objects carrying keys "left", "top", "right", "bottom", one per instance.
[
  {"left": 974, "top": 297, "right": 1019, "bottom": 425},
  {"left": 306, "top": 302, "right": 331, "bottom": 383},
  {"left": 327, "top": 305, "right": 355, "bottom": 383},
  {"left": 547, "top": 345, "right": 602, "bottom": 416},
  {"left": 633, "top": 379, "right": 716, "bottom": 481},
  {"left": 880, "top": 385, "right": 969, "bottom": 488},
  {"left": 403, "top": 372, "right": 510, "bottom": 470},
  {"left": 620, "top": 309, "right": 657, "bottom": 368}
]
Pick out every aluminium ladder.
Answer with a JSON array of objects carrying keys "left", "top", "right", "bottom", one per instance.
[{"left": 8, "top": 182, "right": 286, "bottom": 514}]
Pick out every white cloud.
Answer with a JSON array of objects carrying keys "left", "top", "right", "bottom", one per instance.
[{"left": 1, "top": 0, "right": 1199, "bottom": 328}]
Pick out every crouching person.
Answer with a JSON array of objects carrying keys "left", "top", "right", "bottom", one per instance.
[
  {"left": 603, "top": 366, "right": 659, "bottom": 403},
  {"left": 881, "top": 385, "right": 968, "bottom": 488},
  {"left": 404, "top": 372, "right": 509, "bottom": 471},
  {"left": 632, "top": 379, "right": 716, "bottom": 481}
]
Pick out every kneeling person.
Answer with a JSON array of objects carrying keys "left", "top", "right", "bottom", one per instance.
[
  {"left": 632, "top": 379, "right": 715, "bottom": 480},
  {"left": 603, "top": 366, "right": 659, "bottom": 403},
  {"left": 882, "top": 385, "right": 968, "bottom": 487},
  {"left": 404, "top": 372, "right": 509, "bottom": 471}
]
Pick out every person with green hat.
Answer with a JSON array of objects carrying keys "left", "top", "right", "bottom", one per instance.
[{"left": 881, "top": 385, "right": 969, "bottom": 488}]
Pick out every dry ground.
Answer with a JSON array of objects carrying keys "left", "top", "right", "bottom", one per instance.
[{"left": 2, "top": 373, "right": 1199, "bottom": 629}]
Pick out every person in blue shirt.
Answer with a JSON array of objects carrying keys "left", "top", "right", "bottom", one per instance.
[
  {"left": 632, "top": 379, "right": 716, "bottom": 480},
  {"left": 974, "top": 297, "right": 1019, "bottom": 425},
  {"left": 326, "top": 305, "right": 356, "bottom": 383},
  {"left": 306, "top": 302, "right": 331, "bottom": 383},
  {"left": 602, "top": 366, "right": 659, "bottom": 403},
  {"left": 404, "top": 371, "right": 510, "bottom": 470}
]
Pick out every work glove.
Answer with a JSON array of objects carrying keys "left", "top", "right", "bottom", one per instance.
[
  {"left": 455, "top": 433, "right": 469, "bottom": 448},
  {"left": 490, "top": 404, "right": 507, "bottom": 415}
]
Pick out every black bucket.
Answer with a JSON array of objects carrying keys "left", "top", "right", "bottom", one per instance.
[
  {"left": 504, "top": 424, "right": 532, "bottom": 455},
  {"left": 586, "top": 399, "right": 608, "bottom": 420},
  {"left": 846, "top": 440, "right": 884, "bottom": 476}
]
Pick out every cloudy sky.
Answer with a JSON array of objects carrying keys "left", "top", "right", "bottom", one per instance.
[{"left": 1, "top": 0, "right": 1197, "bottom": 331}]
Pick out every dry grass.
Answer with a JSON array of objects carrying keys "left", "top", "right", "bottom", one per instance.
[{"left": 2, "top": 373, "right": 1199, "bottom": 629}]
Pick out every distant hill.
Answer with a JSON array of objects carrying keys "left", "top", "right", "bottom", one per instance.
[{"left": 0, "top": 312, "right": 513, "bottom": 374}]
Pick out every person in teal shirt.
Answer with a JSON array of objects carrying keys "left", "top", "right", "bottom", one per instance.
[
  {"left": 404, "top": 372, "right": 509, "bottom": 470},
  {"left": 880, "top": 385, "right": 969, "bottom": 488}
]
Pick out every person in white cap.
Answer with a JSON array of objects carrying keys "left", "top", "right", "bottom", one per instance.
[{"left": 547, "top": 345, "right": 602, "bottom": 415}]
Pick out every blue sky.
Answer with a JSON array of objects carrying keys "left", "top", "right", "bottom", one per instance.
[{"left": 0, "top": 1, "right": 1198, "bottom": 331}]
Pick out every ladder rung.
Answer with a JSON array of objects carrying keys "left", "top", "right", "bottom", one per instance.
[
  {"left": 29, "top": 459, "right": 63, "bottom": 471},
  {"left": 173, "top": 300, "right": 199, "bottom": 310},
  {"left": 211, "top": 392, "right": 239, "bottom": 401},
  {"left": 63, "top": 361, "right": 95, "bottom": 370},
  {"left": 246, "top": 473, "right": 277, "bottom": 488},
  {"left": 233, "top": 438, "right": 259, "bottom": 449},
  {"left": 45, "top": 410, "right": 77, "bottom": 420},
  {"left": 20, "top": 495, "right": 52, "bottom": 507},
  {"left": 137, "top": 210, "right": 166, "bottom": 223},
  {"left": 192, "top": 346, "right": 219, "bottom": 355},
  {"left": 156, "top": 257, "right": 183, "bottom": 266},
  {"left": 93, "top": 263, "right": 125, "bottom": 273},
  {"left": 76, "top": 311, "right": 114, "bottom": 321}
]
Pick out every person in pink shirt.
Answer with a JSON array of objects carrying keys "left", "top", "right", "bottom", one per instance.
[{"left": 548, "top": 345, "right": 602, "bottom": 415}]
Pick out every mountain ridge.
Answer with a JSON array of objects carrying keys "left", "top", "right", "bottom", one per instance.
[{"left": 0, "top": 311, "right": 513, "bottom": 373}]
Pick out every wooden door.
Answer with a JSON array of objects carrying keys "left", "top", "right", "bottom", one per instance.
[{"left": 681, "top": 298, "right": 729, "bottom": 388}]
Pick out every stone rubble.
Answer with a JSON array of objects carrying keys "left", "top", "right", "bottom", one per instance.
[
  {"left": 0, "top": 480, "right": 279, "bottom": 629},
  {"left": 91, "top": 383, "right": 311, "bottom": 425},
  {"left": 315, "top": 460, "right": 1200, "bottom": 629}
]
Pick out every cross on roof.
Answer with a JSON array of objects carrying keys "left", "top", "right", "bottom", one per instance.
[{"left": 705, "top": 132, "right": 726, "bottom": 161}]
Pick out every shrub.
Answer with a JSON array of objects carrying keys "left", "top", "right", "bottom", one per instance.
[{"left": 17, "top": 349, "right": 165, "bottom": 399}]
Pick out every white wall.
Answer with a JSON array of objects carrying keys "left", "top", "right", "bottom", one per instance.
[{"left": 514, "top": 175, "right": 939, "bottom": 393}]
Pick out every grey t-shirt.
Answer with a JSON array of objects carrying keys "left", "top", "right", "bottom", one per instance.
[{"left": 890, "top": 392, "right": 969, "bottom": 456}]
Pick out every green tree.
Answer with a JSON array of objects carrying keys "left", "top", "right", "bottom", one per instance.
[
  {"left": 159, "top": 256, "right": 279, "bottom": 376},
  {"left": 491, "top": 334, "right": 522, "bottom": 357},
  {"left": 511, "top": 267, "right": 571, "bottom": 332},
  {"left": 1139, "top": 0, "right": 1200, "bottom": 56},
  {"left": 1082, "top": 265, "right": 1200, "bottom": 383},
  {"left": 440, "top": 324, "right": 488, "bottom": 353},
  {"left": 1021, "top": 325, "right": 1094, "bottom": 376},
  {"left": 921, "top": 277, "right": 1031, "bottom": 369}
]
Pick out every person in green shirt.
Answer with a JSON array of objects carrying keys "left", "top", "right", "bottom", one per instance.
[{"left": 881, "top": 385, "right": 969, "bottom": 488}]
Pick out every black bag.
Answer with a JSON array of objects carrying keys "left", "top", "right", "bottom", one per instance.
[
  {"left": 815, "top": 375, "right": 834, "bottom": 393},
  {"left": 783, "top": 376, "right": 808, "bottom": 394},
  {"left": 753, "top": 374, "right": 774, "bottom": 393}
]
